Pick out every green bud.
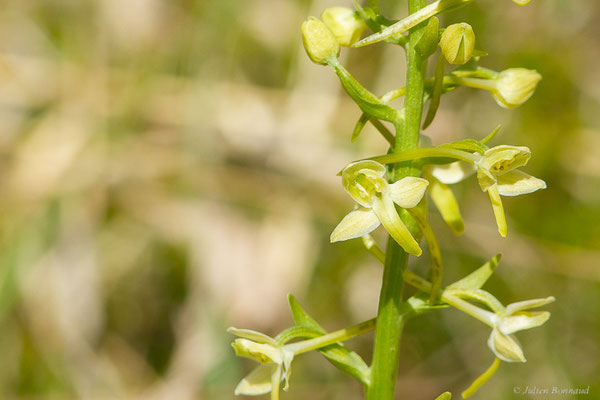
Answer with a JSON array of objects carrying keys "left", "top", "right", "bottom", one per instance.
[
  {"left": 301, "top": 17, "right": 340, "bottom": 65},
  {"left": 492, "top": 68, "right": 542, "bottom": 108},
  {"left": 320, "top": 7, "right": 367, "bottom": 47},
  {"left": 439, "top": 23, "right": 475, "bottom": 65},
  {"left": 512, "top": 0, "right": 531, "bottom": 5}
]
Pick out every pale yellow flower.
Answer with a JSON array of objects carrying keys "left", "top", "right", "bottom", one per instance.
[
  {"left": 331, "top": 160, "right": 428, "bottom": 256},
  {"left": 229, "top": 328, "right": 294, "bottom": 399}
]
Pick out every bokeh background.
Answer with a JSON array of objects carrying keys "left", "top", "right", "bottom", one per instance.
[{"left": 0, "top": 0, "right": 599, "bottom": 399}]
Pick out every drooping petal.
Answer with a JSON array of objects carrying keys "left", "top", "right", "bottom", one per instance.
[
  {"left": 487, "top": 185, "right": 507, "bottom": 237},
  {"left": 228, "top": 327, "right": 278, "bottom": 345},
  {"left": 330, "top": 208, "right": 380, "bottom": 242},
  {"left": 426, "top": 174, "right": 465, "bottom": 234},
  {"left": 505, "top": 296, "right": 556, "bottom": 315},
  {"left": 499, "top": 311, "right": 550, "bottom": 335},
  {"left": 426, "top": 161, "right": 476, "bottom": 184},
  {"left": 372, "top": 194, "right": 422, "bottom": 256},
  {"left": 496, "top": 170, "right": 546, "bottom": 196},
  {"left": 234, "top": 365, "right": 276, "bottom": 396},
  {"left": 487, "top": 329, "right": 526, "bottom": 362},
  {"left": 388, "top": 177, "right": 429, "bottom": 208}
]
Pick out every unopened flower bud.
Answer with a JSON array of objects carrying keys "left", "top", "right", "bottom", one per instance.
[
  {"left": 320, "top": 7, "right": 367, "bottom": 47},
  {"left": 512, "top": 0, "right": 531, "bottom": 5},
  {"left": 493, "top": 68, "right": 542, "bottom": 108},
  {"left": 301, "top": 17, "right": 340, "bottom": 65},
  {"left": 439, "top": 23, "right": 476, "bottom": 65}
]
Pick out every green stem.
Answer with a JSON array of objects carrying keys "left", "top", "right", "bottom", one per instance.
[{"left": 366, "top": 1, "right": 428, "bottom": 398}]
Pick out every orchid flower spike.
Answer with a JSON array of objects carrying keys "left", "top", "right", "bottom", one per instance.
[
  {"left": 330, "top": 160, "right": 428, "bottom": 256},
  {"left": 444, "top": 292, "right": 555, "bottom": 362},
  {"left": 228, "top": 328, "right": 294, "bottom": 399},
  {"left": 425, "top": 145, "right": 545, "bottom": 237}
]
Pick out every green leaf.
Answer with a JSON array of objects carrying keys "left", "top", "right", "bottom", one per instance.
[
  {"left": 423, "top": 55, "right": 445, "bottom": 129},
  {"left": 414, "top": 17, "right": 440, "bottom": 58},
  {"left": 287, "top": 295, "right": 371, "bottom": 385},
  {"left": 329, "top": 60, "right": 400, "bottom": 123},
  {"left": 447, "top": 254, "right": 501, "bottom": 290}
]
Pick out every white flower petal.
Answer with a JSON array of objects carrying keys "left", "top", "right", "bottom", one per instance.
[
  {"left": 499, "top": 311, "right": 550, "bottom": 335},
  {"left": 330, "top": 208, "right": 380, "bottom": 242},
  {"left": 487, "top": 329, "right": 526, "bottom": 362},
  {"left": 505, "top": 296, "right": 555, "bottom": 315},
  {"left": 372, "top": 195, "right": 421, "bottom": 256},
  {"left": 427, "top": 161, "right": 476, "bottom": 184},
  {"left": 235, "top": 365, "right": 276, "bottom": 396},
  {"left": 388, "top": 177, "right": 428, "bottom": 209},
  {"left": 496, "top": 170, "right": 546, "bottom": 196}
]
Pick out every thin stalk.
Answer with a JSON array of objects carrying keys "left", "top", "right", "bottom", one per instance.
[
  {"left": 366, "top": 1, "right": 428, "bottom": 398},
  {"left": 286, "top": 318, "right": 376, "bottom": 355}
]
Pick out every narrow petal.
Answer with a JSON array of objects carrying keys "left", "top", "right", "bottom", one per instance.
[
  {"left": 372, "top": 195, "right": 422, "bottom": 256},
  {"left": 505, "top": 296, "right": 556, "bottom": 315},
  {"left": 235, "top": 365, "right": 275, "bottom": 396},
  {"left": 388, "top": 177, "right": 429, "bottom": 208},
  {"left": 427, "top": 161, "right": 475, "bottom": 184},
  {"left": 330, "top": 208, "right": 380, "bottom": 242},
  {"left": 487, "top": 329, "right": 526, "bottom": 362},
  {"left": 496, "top": 170, "right": 546, "bottom": 196},
  {"left": 228, "top": 327, "right": 278, "bottom": 345},
  {"left": 487, "top": 185, "right": 507, "bottom": 237},
  {"left": 426, "top": 174, "right": 465, "bottom": 234},
  {"left": 499, "top": 311, "right": 550, "bottom": 335}
]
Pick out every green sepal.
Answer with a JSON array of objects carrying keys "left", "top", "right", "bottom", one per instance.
[
  {"left": 287, "top": 295, "right": 371, "bottom": 385},
  {"left": 414, "top": 17, "right": 440, "bottom": 58},
  {"left": 447, "top": 254, "right": 501, "bottom": 291},
  {"left": 329, "top": 59, "right": 400, "bottom": 123},
  {"left": 435, "top": 392, "right": 452, "bottom": 400},
  {"left": 423, "top": 54, "right": 445, "bottom": 129},
  {"left": 439, "top": 139, "right": 487, "bottom": 154}
]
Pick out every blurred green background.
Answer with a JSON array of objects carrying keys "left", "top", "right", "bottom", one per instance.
[{"left": 0, "top": 0, "right": 598, "bottom": 399}]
